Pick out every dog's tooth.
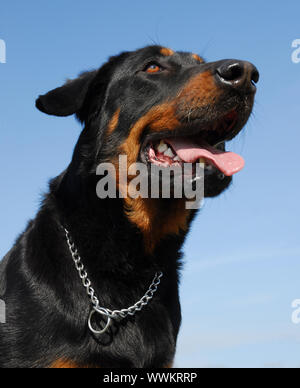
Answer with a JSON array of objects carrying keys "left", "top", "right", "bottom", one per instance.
[
  {"left": 157, "top": 140, "right": 168, "bottom": 153},
  {"left": 173, "top": 155, "right": 181, "bottom": 161},
  {"left": 164, "top": 147, "right": 175, "bottom": 158},
  {"left": 199, "top": 157, "right": 206, "bottom": 165}
]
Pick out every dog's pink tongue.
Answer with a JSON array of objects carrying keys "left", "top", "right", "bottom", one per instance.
[{"left": 167, "top": 137, "right": 245, "bottom": 176}]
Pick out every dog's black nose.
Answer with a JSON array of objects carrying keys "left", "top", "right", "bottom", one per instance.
[{"left": 215, "top": 60, "right": 259, "bottom": 92}]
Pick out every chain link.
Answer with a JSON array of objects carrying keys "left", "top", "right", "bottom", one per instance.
[{"left": 64, "top": 227, "right": 163, "bottom": 334}]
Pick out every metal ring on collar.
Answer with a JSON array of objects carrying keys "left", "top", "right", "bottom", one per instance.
[{"left": 88, "top": 307, "right": 112, "bottom": 335}]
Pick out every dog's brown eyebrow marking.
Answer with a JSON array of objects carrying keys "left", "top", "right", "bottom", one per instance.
[
  {"left": 160, "top": 47, "right": 174, "bottom": 56},
  {"left": 106, "top": 108, "right": 121, "bottom": 135},
  {"left": 192, "top": 54, "right": 204, "bottom": 63}
]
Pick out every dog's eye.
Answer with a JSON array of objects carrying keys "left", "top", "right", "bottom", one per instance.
[{"left": 144, "top": 63, "right": 163, "bottom": 74}]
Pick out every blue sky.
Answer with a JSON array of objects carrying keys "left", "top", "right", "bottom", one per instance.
[{"left": 0, "top": 0, "right": 300, "bottom": 367}]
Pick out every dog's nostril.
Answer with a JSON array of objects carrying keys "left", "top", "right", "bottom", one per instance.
[
  {"left": 251, "top": 69, "right": 259, "bottom": 84},
  {"left": 217, "top": 62, "right": 244, "bottom": 82}
]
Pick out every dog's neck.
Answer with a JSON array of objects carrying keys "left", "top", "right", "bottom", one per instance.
[{"left": 50, "top": 170, "right": 189, "bottom": 277}]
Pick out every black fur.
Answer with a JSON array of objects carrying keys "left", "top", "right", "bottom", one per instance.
[{"left": 0, "top": 46, "right": 257, "bottom": 368}]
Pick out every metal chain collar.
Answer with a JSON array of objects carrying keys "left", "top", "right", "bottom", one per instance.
[{"left": 64, "top": 227, "right": 163, "bottom": 335}]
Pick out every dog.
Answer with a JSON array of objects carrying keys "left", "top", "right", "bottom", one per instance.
[{"left": 0, "top": 45, "right": 258, "bottom": 368}]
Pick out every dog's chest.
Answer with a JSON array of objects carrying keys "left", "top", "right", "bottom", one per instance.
[{"left": 82, "top": 311, "right": 177, "bottom": 368}]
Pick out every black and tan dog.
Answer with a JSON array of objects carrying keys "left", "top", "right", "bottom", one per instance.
[{"left": 0, "top": 46, "right": 258, "bottom": 368}]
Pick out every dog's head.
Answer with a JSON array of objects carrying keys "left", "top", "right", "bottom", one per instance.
[{"left": 36, "top": 46, "right": 258, "bottom": 251}]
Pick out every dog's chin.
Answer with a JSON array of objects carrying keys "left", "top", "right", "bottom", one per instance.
[
  {"left": 140, "top": 163, "right": 232, "bottom": 200},
  {"left": 203, "top": 172, "right": 232, "bottom": 197},
  {"left": 133, "top": 154, "right": 232, "bottom": 201}
]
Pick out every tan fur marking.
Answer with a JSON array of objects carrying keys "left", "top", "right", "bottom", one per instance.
[
  {"left": 177, "top": 71, "right": 220, "bottom": 111},
  {"left": 124, "top": 197, "right": 189, "bottom": 253},
  {"left": 50, "top": 359, "right": 101, "bottom": 368},
  {"left": 106, "top": 108, "right": 121, "bottom": 135},
  {"left": 118, "top": 71, "right": 218, "bottom": 168},
  {"left": 160, "top": 47, "right": 174, "bottom": 56},
  {"left": 50, "top": 359, "right": 83, "bottom": 368},
  {"left": 125, "top": 197, "right": 190, "bottom": 253},
  {"left": 119, "top": 103, "right": 180, "bottom": 167},
  {"left": 114, "top": 71, "right": 218, "bottom": 252},
  {"left": 50, "top": 358, "right": 173, "bottom": 368},
  {"left": 192, "top": 53, "right": 204, "bottom": 63}
]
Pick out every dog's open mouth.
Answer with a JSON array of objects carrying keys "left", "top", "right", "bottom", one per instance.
[{"left": 142, "top": 110, "right": 244, "bottom": 177}]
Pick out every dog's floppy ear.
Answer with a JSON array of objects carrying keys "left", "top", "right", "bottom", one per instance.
[{"left": 35, "top": 70, "right": 97, "bottom": 117}]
